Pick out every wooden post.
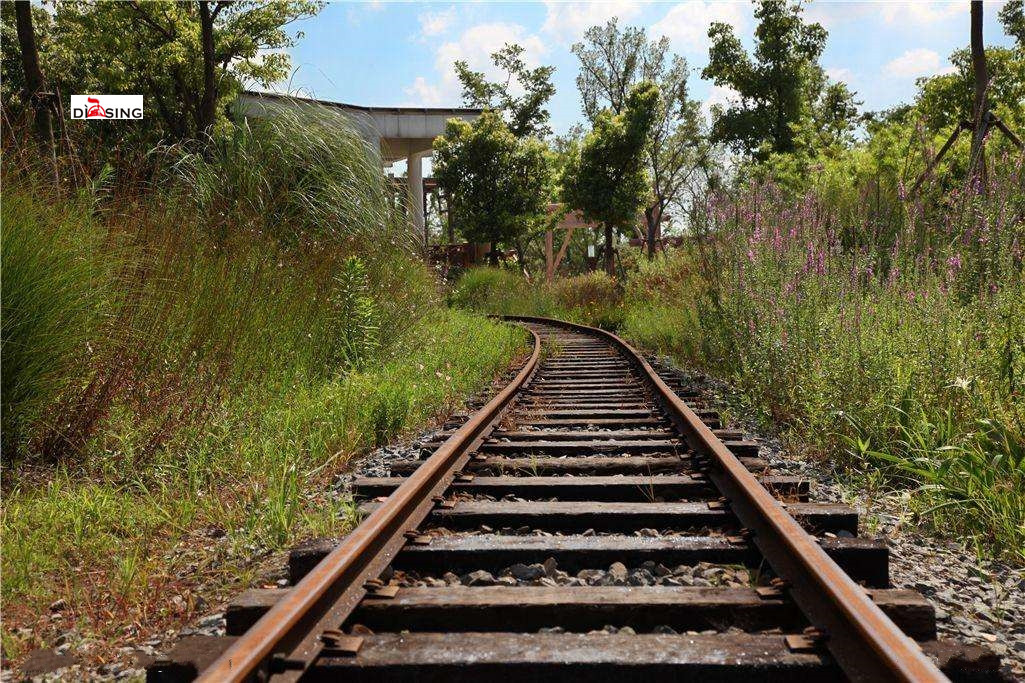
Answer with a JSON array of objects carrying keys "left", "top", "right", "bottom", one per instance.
[
  {"left": 969, "top": 0, "right": 989, "bottom": 181},
  {"left": 545, "top": 229, "right": 554, "bottom": 282}
]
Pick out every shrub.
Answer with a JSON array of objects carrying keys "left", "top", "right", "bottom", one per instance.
[{"left": 449, "top": 267, "right": 543, "bottom": 315}]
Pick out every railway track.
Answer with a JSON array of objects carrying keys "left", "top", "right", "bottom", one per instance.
[{"left": 149, "top": 316, "right": 1005, "bottom": 683}]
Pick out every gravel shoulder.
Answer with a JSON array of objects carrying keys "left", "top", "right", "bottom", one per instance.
[{"left": 650, "top": 357, "right": 1025, "bottom": 680}]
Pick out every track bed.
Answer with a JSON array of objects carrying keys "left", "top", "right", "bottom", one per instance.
[{"left": 149, "top": 319, "right": 1006, "bottom": 683}]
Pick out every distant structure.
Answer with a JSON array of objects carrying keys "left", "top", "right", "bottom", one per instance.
[{"left": 235, "top": 91, "right": 482, "bottom": 236}]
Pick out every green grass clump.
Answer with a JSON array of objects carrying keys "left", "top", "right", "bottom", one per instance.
[
  {"left": 0, "top": 193, "right": 110, "bottom": 451},
  {"left": 1, "top": 107, "right": 526, "bottom": 655},
  {"left": 451, "top": 266, "right": 625, "bottom": 326}
]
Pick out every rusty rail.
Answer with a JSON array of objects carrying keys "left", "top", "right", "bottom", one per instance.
[
  {"left": 193, "top": 315, "right": 949, "bottom": 682},
  {"left": 505, "top": 315, "right": 946, "bottom": 683},
  {"left": 196, "top": 328, "right": 542, "bottom": 682}
]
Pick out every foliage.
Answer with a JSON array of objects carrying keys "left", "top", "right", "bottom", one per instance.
[
  {"left": 572, "top": 19, "right": 710, "bottom": 250},
  {"left": 456, "top": 154, "right": 1025, "bottom": 561},
  {"left": 0, "top": 193, "right": 109, "bottom": 453},
  {"left": 0, "top": 2, "right": 56, "bottom": 108},
  {"left": 562, "top": 81, "right": 659, "bottom": 273},
  {"left": 433, "top": 110, "right": 553, "bottom": 248},
  {"left": 1001, "top": 0, "right": 1025, "bottom": 48},
  {"left": 450, "top": 267, "right": 546, "bottom": 315},
  {"left": 0, "top": 109, "right": 525, "bottom": 657},
  {"left": 1, "top": 0, "right": 321, "bottom": 140},
  {"left": 172, "top": 102, "right": 401, "bottom": 250},
  {"left": 452, "top": 267, "right": 624, "bottom": 328},
  {"left": 328, "top": 257, "right": 380, "bottom": 371},
  {"left": 915, "top": 46, "right": 1025, "bottom": 133},
  {"left": 703, "top": 0, "right": 858, "bottom": 159},
  {"left": 455, "top": 43, "right": 556, "bottom": 138}
]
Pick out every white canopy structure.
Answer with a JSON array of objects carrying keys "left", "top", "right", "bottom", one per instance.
[{"left": 235, "top": 91, "right": 482, "bottom": 234}]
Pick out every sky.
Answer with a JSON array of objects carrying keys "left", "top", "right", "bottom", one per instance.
[{"left": 270, "top": 0, "right": 1016, "bottom": 138}]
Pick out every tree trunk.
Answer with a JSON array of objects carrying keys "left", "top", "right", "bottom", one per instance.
[
  {"left": 603, "top": 223, "right": 615, "bottom": 277},
  {"left": 197, "top": 0, "right": 217, "bottom": 134},
  {"left": 644, "top": 204, "right": 658, "bottom": 260},
  {"left": 14, "top": 0, "right": 53, "bottom": 144},
  {"left": 969, "top": 0, "right": 989, "bottom": 178},
  {"left": 515, "top": 239, "right": 530, "bottom": 279}
]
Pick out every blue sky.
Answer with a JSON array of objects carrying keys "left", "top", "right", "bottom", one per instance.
[{"left": 275, "top": 1, "right": 1016, "bottom": 136}]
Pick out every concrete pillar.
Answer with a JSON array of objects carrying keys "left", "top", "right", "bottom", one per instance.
[{"left": 407, "top": 150, "right": 424, "bottom": 236}]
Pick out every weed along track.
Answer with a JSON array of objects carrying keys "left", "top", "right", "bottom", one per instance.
[{"left": 150, "top": 317, "right": 1006, "bottom": 683}]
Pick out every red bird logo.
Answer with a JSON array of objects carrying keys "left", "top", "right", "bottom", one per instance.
[{"left": 86, "top": 97, "right": 106, "bottom": 118}]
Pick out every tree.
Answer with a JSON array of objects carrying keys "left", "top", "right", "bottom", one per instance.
[
  {"left": 703, "top": 0, "right": 857, "bottom": 159},
  {"left": 573, "top": 19, "right": 708, "bottom": 258},
  {"left": 50, "top": 1, "right": 321, "bottom": 139},
  {"left": 455, "top": 44, "right": 556, "bottom": 138},
  {"left": 433, "top": 111, "right": 553, "bottom": 260},
  {"left": 915, "top": 42, "right": 1025, "bottom": 136},
  {"left": 562, "top": 82, "right": 659, "bottom": 276},
  {"left": 969, "top": 1, "right": 988, "bottom": 173},
  {"left": 1000, "top": 0, "right": 1024, "bottom": 48},
  {"left": 12, "top": 0, "right": 53, "bottom": 145}
]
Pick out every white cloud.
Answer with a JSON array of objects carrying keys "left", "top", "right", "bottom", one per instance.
[
  {"left": 651, "top": 1, "right": 749, "bottom": 60},
  {"left": 404, "top": 76, "right": 444, "bottom": 107},
  {"left": 825, "top": 66, "right": 853, "bottom": 83},
  {"left": 883, "top": 48, "right": 954, "bottom": 79},
  {"left": 807, "top": 1, "right": 963, "bottom": 29},
  {"left": 878, "top": 1, "right": 963, "bottom": 26},
  {"left": 803, "top": 2, "right": 870, "bottom": 29},
  {"left": 419, "top": 6, "right": 456, "bottom": 37},
  {"left": 541, "top": 1, "right": 643, "bottom": 46},
  {"left": 402, "top": 22, "right": 548, "bottom": 107}
]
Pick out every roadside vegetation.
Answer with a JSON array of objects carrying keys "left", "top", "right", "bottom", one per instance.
[
  {"left": 1, "top": 17, "right": 523, "bottom": 663},
  {"left": 1, "top": 110, "right": 524, "bottom": 659}
]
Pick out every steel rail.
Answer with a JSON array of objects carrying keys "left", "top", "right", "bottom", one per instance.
[
  {"left": 196, "top": 328, "right": 542, "bottom": 683},
  {"left": 504, "top": 316, "right": 948, "bottom": 683}
]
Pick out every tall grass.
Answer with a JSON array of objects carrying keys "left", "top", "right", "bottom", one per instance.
[
  {"left": 0, "top": 193, "right": 110, "bottom": 452},
  {"left": 452, "top": 154, "right": 1025, "bottom": 561},
  {"left": 677, "top": 161, "right": 1025, "bottom": 558},
  {"left": 1, "top": 107, "right": 525, "bottom": 658},
  {"left": 171, "top": 104, "right": 406, "bottom": 251}
]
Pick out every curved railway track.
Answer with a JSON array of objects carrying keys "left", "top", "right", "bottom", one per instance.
[{"left": 149, "top": 317, "right": 1005, "bottom": 683}]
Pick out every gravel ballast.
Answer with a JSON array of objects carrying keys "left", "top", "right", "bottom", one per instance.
[{"left": 648, "top": 356, "right": 1025, "bottom": 679}]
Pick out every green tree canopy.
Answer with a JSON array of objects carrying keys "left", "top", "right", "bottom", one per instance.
[
  {"left": 562, "top": 81, "right": 659, "bottom": 275},
  {"left": 2, "top": 1, "right": 321, "bottom": 141},
  {"left": 703, "top": 0, "right": 858, "bottom": 159},
  {"left": 455, "top": 43, "right": 556, "bottom": 138},
  {"left": 573, "top": 19, "right": 709, "bottom": 257},
  {"left": 1000, "top": 0, "right": 1024, "bottom": 48},
  {"left": 433, "top": 111, "right": 553, "bottom": 253},
  {"left": 915, "top": 47, "right": 1025, "bottom": 134}
]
